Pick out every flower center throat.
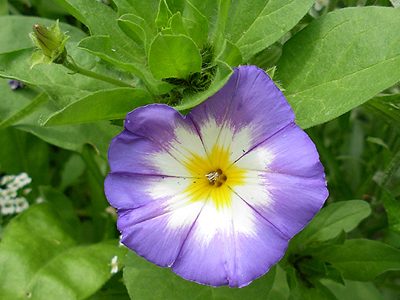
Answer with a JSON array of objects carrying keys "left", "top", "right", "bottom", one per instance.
[{"left": 205, "top": 169, "right": 228, "bottom": 187}]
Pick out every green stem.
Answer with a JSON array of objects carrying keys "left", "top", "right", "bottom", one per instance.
[
  {"left": 62, "top": 58, "right": 133, "bottom": 88},
  {"left": 0, "top": 92, "right": 49, "bottom": 130}
]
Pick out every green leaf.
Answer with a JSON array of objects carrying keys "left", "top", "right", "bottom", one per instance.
[
  {"left": 289, "top": 281, "right": 338, "bottom": 300},
  {"left": 0, "top": 79, "right": 121, "bottom": 158},
  {"left": 381, "top": 189, "right": 400, "bottom": 234},
  {"left": 0, "top": 16, "right": 86, "bottom": 54},
  {"left": 291, "top": 200, "right": 371, "bottom": 246},
  {"left": 0, "top": 0, "right": 7, "bottom": 15},
  {"left": 225, "top": 0, "right": 315, "bottom": 62},
  {"left": 117, "top": 14, "right": 146, "bottom": 47},
  {"left": 78, "top": 35, "right": 173, "bottom": 95},
  {"left": 267, "top": 264, "right": 291, "bottom": 300},
  {"left": 170, "top": 12, "right": 189, "bottom": 36},
  {"left": 0, "top": 92, "right": 49, "bottom": 130},
  {"left": 156, "top": 0, "right": 173, "bottom": 30},
  {"left": 40, "top": 88, "right": 153, "bottom": 126},
  {"left": 182, "top": 0, "right": 209, "bottom": 48},
  {"left": 124, "top": 250, "right": 276, "bottom": 300},
  {"left": 148, "top": 33, "right": 202, "bottom": 80},
  {"left": 217, "top": 39, "right": 243, "bottom": 68},
  {"left": 321, "top": 279, "right": 386, "bottom": 300},
  {"left": 0, "top": 202, "right": 128, "bottom": 300},
  {"left": 276, "top": 6, "right": 400, "bottom": 129},
  {"left": 39, "top": 186, "right": 83, "bottom": 242},
  {"left": 173, "top": 60, "right": 233, "bottom": 111},
  {"left": 314, "top": 239, "right": 400, "bottom": 281},
  {"left": 0, "top": 47, "right": 136, "bottom": 109},
  {"left": 209, "top": 0, "right": 230, "bottom": 59},
  {"left": 112, "top": 0, "right": 159, "bottom": 52}
]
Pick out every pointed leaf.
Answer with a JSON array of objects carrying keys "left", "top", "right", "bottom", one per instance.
[
  {"left": 225, "top": 0, "right": 315, "bottom": 61},
  {"left": 156, "top": 0, "right": 173, "bottom": 30},
  {"left": 124, "top": 250, "right": 276, "bottom": 300},
  {"left": 41, "top": 88, "right": 153, "bottom": 126},
  {"left": 291, "top": 200, "right": 371, "bottom": 247},
  {"left": 182, "top": 0, "right": 209, "bottom": 47},
  {"left": 118, "top": 14, "right": 146, "bottom": 47},
  {"left": 314, "top": 239, "right": 400, "bottom": 281},
  {"left": 217, "top": 39, "right": 243, "bottom": 67},
  {"left": 277, "top": 6, "right": 400, "bottom": 129},
  {"left": 148, "top": 33, "right": 202, "bottom": 79},
  {"left": 0, "top": 202, "right": 127, "bottom": 300}
]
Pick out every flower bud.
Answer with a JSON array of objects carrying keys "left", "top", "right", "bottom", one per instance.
[{"left": 29, "top": 20, "right": 69, "bottom": 68}]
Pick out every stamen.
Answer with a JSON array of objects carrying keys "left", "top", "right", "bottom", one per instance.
[{"left": 205, "top": 171, "right": 219, "bottom": 183}]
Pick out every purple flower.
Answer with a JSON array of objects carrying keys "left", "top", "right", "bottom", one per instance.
[{"left": 105, "top": 66, "right": 328, "bottom": 288}]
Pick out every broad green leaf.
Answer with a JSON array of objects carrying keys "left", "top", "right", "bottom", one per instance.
[
  {"left": 117, "top": 14, "right": 146, "bottom": 47},
  {"left": 148, "top": 33, "right": 202, "bottom": 80},
  {"left": 189, "top": 0, "right": 219, "bottom": 35},
  {"left": 0, "top": 127, "right": 51, "bottom": 187},
  {"left": 0, "top": 15, "right": 86, "bottom": 54},
  {"left": 182, "top": 0, "right": 209, "bottom": 48},
  {"left": 78, "top": 35, "right": 173, "bottom": 95},
  {"left": 0, "top": 77, "right": 41, "bottom": 122},
  {"left": 0, "top": 202, "right": 127, "bottom": 300},
  {"left": 290, "top": 200, "right": 371, "bottom": 247},
  {"left": 174, "top": 60, "right": 233, "bottom": 111},
  {"left": 166, "top": 0, "right": 185, "bottom": 13},
  {"left": 225, "top": 0, "right": 315, "bottom": 61},
  {"left": 170, "top": 12, "right": 189, "bottom": 36},
  {"left": 0, "top": 0, "right": 7, "bottom": 15},
  {"left": 52, "top": 0, "right": 147, "bottom": 80},
  {"left": 39, "top": 186, "right": 83, "bottom": 242},
  {"left": 112, "top": 0, "right": 159, "bottom": 52},
  {"left": 289, "top": 281, "right": 338, "bottom": 300},
  {"left": 40, "top": 88, "right": 153, "bottom": 126},
  {"left": 217, "top": 39, "right": 243, "bottom": 68},
  {"left": 277, "top": 6, "right": 400, "bottom": 129},
  {"left": 321, "top": 279, "right": 386, "bottom": 300},
  {"left": 209, "top": 0, "right": 230, "bottom": 59},
  {"left": 0, "top": 92, "right": 48, "bottom": 130},
  {"left": 0, "top": 79, "right": 119, "bottom": 159},
  {"left": 267, "top": 264, "right": 290, "bottom": 300},
  {"left": 124, "top": 250, "right": 276, "bottom": 300},
  {"left": 314, "top": 239, "right": 400, "bottom": 281},
  {"left": 156, "top": 0, "right": 173, "bottom": 30},
  {"left": 381, "top": 189, "right": 400, "bottom": 234},
  {"left": 0, "top": 48, "right": 129, "bottom": 108}
]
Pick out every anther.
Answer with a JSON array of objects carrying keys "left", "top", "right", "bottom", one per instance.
[{"left": 205, "top": 171, "right": 219, "bottom": 183}]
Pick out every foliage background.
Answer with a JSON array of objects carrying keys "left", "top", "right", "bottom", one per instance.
[{"left": 1, "top": 0, "right": 400, "bottom": 299}]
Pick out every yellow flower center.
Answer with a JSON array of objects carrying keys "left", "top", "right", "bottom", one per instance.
[{"left": 183, "top": 145, "right": 247, "bottom": 210}]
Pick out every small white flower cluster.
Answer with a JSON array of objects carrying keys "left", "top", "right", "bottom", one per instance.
[{"left": 0, "top": 172, "right": 31, "bottom": 216}]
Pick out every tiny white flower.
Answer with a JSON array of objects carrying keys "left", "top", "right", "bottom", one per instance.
[
  {"left": 109, "top": 255, "right": 119, "bottom": 274},
  {"left": 14, "top": 197, "right": 30, "bottom": 213},
  {"left": 35, "top": 197, "right": 45, "bottom": 204},
  {"left": 6, "top": 172, "right": 32, "bottom": 191},
  {"left": 0, "top": 175, "right": 15, "bottom": 186},
  {"left": 0, "top": 188, "right": 17, "bottom": 199},
  {"left": 0, "top": 198, "right": 15, "bottom": 215},
  {"left": 23, "top": 188, "right": 32, "bottom": 195}
]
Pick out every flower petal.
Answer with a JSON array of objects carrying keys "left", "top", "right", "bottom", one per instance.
[
  {"left": 171, "top": 193, "right": 288, "bottom": 288},
  {"left": 189, "top": 66, "right": 294, "bottom": 160},
  {"left": 231, "top": 123, "right": 328, "bottom": 238}
]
